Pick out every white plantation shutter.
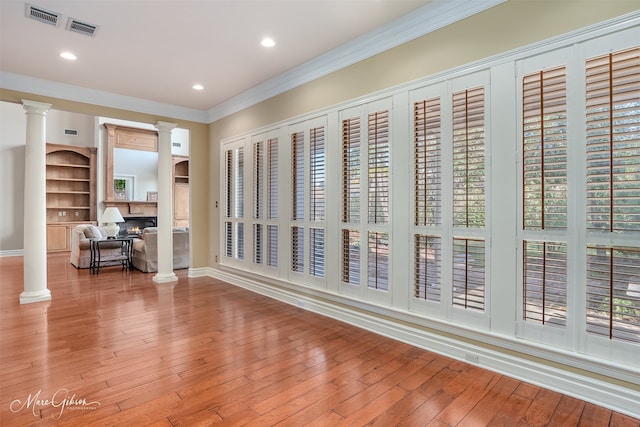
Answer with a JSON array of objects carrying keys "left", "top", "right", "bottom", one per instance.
[
  {"left": 292, "top": 132, "right": 304, "bottom": 221},
  {"left": 368, "top": 111, "right": 390, "bottom": 224},
  {"left": 253, "top": 223, "right": 263, "bottom": 264},
  {"left": 413, "top": 94, "right": 442, "bottom": 305},
  {"left": 452, "top": 87, "right": 485, "bottom": 228},
  {"left": 290, "top": 130, "right": 305, "bottom": 275},
  {"left": 253, "top": 140, "right": 263, "bottom": 220},
  {"left": 267, "top": 224, "right": 278, "bottom": 268},
  {"left": 310, "top": 127, "right": 325, "bottom": 221},
  {"left": 267, "top": 138, "right": 278, "bottom": 220},
  {"left": 253, "top": 135, "right": 278, "bottom": 268},
  {"left": 342, "top": 117, "right": 361, "bottom": 224},
  {"left": 586, "top": 47, "right": 640, "bottom": 233},
  {"left": 584, "top": 47, "right": 640, "bottom": 345},
  {"left": 291, "top": 226, "right": 304, "bottom": 273},
  {"left": 586, "top": 246, "right": 640, "bottom": 343},
  {"left": 223, "top": 145, "right": 245, "bottom": 262},
  {"left": 414, "top": 234, "right": 441, "bottom": 302},
  {"left": 310, "top": 227, "right": 325, "bottom": 277},
  {"left": 521, "top": 66, "right": 568, "bottom": 328},
  {"left": 341, "top": 229, "right": 360, "bottom": 285},
  {"left": 414, "top": 98, "right": 442, "bottom": 227},
  {"left": 234, "top": 147, "right": 244, "bottom": 220},
  {"left": 451, "top": 85, "right": 486, "bottom": 313},
  {"left": 310, "top": 126, "right": 325, "bottom": 277},
  {"left": 341, "top": 116, "right": 361, "bottom": 285},
  {"left": 368, "top": 232, "right": 389, "bottom": 291},
  {"left": 523, "top": 241, "right": 567, "bottom": 325},
  {"left": 452, "top": 238, "right": 485, "bottom": 310},
  {"left": 523, "top": 67, "right": 568, "bottom": 230}
]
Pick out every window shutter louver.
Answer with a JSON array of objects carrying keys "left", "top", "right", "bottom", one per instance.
[
  {"left": 267, "top": 224, "right": 278, "bottom": 267},
  {"left": 236, "top": 222, "right": 244, "bottom": 260},
  {"left": 253, "top": 141, "right": 263, "bottom": 220},
  {"left": 368, "top": 232, "right": 389, "bottom": 290},
  {"left": 586, "top": 47, "right": 640, "bottom": 232},
  {"left": 414, "top": 234, "right": 441, "bottom": 301},
  {"left": 225, "top": 221, "right": 232, "bottom": 258},
  {"left": 523, "top": 241, "right": 568, "bottom": 325},
  {"left": 523, "top": 67, "right": 568, "bottom": 230},
  {"left": 234, "top": 147, "right": 244, "bottom": 220},
  {"left": 253, "top": 223, "right": 263, "bottom": 264},
  {"left": 291, "top": 226, "right": 304, "bottom": 273},
  {"left": 368, "top": 111, "right": 390, "bottom": 224},
  {"left": 310, "top": 227, "right": 325, "bottom": 277},
  {"left": 225, "top": 150, "right": 232, "bottom": 219},
  {"left": 342, "top": 117, "right": 361, "bottom": 224},
  {"left": 414, "top": 98, "right": 442, "bottom": 227},
  {"left": 452, "top": 238, "right": 485, "bottom": 310},
  {"left": 292, "top": 132, "right": 305, "bottom": 221},
  {"left": 310, "top": 127, "right": 326, "bottom": 222},
  {"left": 342, "top": 229, "right": 360, "bottom": 285},
  {"left": 586, "top": 246, "right": 640, "bottom": 343},
  {"left": 267, "top": 138, "right": 278, "bottom": 220},
  {"left": 452, "top": 87, "right": 485, "bottom": 228}
]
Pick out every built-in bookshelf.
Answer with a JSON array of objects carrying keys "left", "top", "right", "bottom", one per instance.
[{"left": 46, "top": 143, "right": 97, "bottom": 251}]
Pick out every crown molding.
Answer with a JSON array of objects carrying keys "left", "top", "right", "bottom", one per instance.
[
  {"left": 2, "top": 0, "right": 506, "bottom": 124},
  {"left": 206, "top": 0, "right": 507, "bottom": 122},
  {"left": 0, "top": 71, "right": 209, "bottom": 123}
]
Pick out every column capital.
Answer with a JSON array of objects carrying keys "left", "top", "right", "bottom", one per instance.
[
  {"left": 21, "top": 100, "right": 52, "bottom": 115},
  {"left": 155, "top": 121, "right": 177, "bottom": 133}
]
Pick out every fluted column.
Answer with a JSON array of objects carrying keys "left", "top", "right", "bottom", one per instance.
[
  {"left": 21, "top": 100, "right": 52, "bottom": 304},
  {"left": 153, "top": 121, "right": 178, "bottom": 284}
]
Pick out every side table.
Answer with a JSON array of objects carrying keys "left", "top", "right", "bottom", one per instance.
[{"left": 89, "top": 237, "right": 134, "bottom": 274}]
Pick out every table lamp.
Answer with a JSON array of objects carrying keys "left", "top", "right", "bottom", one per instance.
[{"left": 102, "top": 207, "right": 125, "bottom": 238}]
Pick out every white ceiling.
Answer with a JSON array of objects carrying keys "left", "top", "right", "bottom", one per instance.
[{"left": 0, "top": 0, "right": 503, "bottom": 122}]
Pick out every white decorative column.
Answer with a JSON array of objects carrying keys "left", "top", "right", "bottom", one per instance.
[
  {"left": 153, "top": 121, "right": 178, "bottom": 284},
  {"left": 20, "top": 100, "right": 52, "bottom": 304}
]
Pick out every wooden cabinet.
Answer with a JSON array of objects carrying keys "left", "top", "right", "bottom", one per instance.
[
  {"left": 46, "top": 222, "right": 95, "bottom": 252},
  {"left": 46, "top": 144, "right": 97, "bottom": 252},
  {"left": 173, "top": 157, "right": 189, "bottom": 227}
]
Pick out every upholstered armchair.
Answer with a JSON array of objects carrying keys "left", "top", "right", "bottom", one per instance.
[
  {"left": 70, "top": 224, "right": 124, "bottom": 269},
  {"left": 131, "top": 227, "right": 189, "bottom": 272}
]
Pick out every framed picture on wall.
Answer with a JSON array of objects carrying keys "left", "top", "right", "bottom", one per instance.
[
  {"left": 114, "top": 175, "right": 134, "bottom": 201},
  {"left": 147, "top": 191, "right": 158, "bottom": 202}
]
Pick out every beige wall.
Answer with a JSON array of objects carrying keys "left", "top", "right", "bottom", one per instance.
[
  {"left": 208, "top": 0, "right": 639, "bottom": 266},
  {"left": 0, "top": 90, "right": 209, "bottom": 267}
]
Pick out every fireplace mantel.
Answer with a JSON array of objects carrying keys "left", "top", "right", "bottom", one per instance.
[{"left": 105, "top": 200, "right": 157, "bottom": 217}]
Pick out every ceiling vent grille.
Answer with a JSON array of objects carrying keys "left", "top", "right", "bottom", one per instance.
[
  {"left": 66, "top": 18, "right": 98, "bottom": 37},
  {"left": 25, "top": 4, "right": 59, "bottom": 26}
]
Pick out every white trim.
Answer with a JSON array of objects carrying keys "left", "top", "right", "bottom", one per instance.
[
  {"left": 211, "top": 267, "right": 640, "bottom": 419},
  {"left": 0, "top": 1, "right": 506, "bottom": 124},
  {"left": 0, "top": 71, "right": 209, "bottom": 124},
  {"left": 206, "top": 0, "right": 507, "bottom": 122}
]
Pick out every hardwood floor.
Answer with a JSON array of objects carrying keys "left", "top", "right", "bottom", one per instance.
[{"left": 0, "top": 253, "right": 638, "bottom": 426}]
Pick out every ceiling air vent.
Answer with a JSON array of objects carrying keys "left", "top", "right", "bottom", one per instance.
[
  {"left": 66, "top": 18, "right": 98, "bottom": 37},
  {"left": 25, "top": 4, "right": 59, "bottom": 26}
]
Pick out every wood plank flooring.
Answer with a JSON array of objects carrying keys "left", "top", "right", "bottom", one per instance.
[{"left": 0, "top": 253, "right": 638, "bottom": 426}]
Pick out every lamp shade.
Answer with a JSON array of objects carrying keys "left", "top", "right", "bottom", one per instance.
[{"left": 102, "top": 207, "right": 124, "bottom": 223}]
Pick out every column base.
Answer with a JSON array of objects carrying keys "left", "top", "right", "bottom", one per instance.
[
  {"left": 20, "top": 289, "right": 52, "bottom": 304},
  {"left": 153, "top": 272, "right": 178, "bottom": 284}
]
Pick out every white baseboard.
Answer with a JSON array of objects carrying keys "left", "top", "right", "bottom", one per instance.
[
  {"left": 0, "top": 249, "right": 24, "bottom": 257},
  {"left": 210, "top": 268, "right": 640, "bottom": 419}
]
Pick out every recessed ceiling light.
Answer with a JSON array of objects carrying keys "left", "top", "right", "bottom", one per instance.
[
  {"left": 192, "top": 84, "right": 204, "bottom": 91},
  {"left": 60, "top": 51, "right": 77, "bottom": 60},
  {"left": 261, "top": 37, "right": 275, "bottom": 48}
]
